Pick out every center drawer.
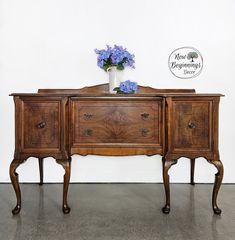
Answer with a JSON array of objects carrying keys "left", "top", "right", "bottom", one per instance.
[{"left": 70, "top": 100, "right": 161, "bottom": 144}]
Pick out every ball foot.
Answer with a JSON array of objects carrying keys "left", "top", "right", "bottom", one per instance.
[
  {"left": 12, "top": 205, "right": 21, "bottom": 215},
  {"left": 162, "top": 205, "right": 170, "bottom": 214},
  {"left": 63, "top": 205, "right": 71, "bottom": 214},
  {"left": 213, "top": 207, "right": 222, "bottom": 215}
]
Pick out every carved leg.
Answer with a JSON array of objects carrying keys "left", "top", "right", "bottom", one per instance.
[
  {"left": 208, "top": 160, "right": 224, "bottom": 214},
  {"left": 162, "top": 157, "right": 177, "bottom": 214},
  {"left": 9, "top": 159, "right": 24, "bottom": 215},
  {"left": 190, "top": 158, "right": 195, "bottom": 185},
  {"left": 38, "top": 158, "right": 44, "bottom": 186},
  {"left": 56, "top": 159, "right": 71, "bottom": 214}
]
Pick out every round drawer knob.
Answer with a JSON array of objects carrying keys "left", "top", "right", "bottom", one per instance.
[
  {"left": 37, "top": 121, "right": 46, "bottom": 129},
  {"left": 188, "top": 122, "right": 196, "bottom": 129}
]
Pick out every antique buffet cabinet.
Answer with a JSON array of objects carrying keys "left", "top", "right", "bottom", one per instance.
[{"left": 9, "top": 84, "right": 224, "bottom": 215}]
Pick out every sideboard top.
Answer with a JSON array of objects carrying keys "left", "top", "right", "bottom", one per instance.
[
  {"left": 37, "top": 84, "right": 196, "bottom": 94},
  {"left": 10, "top": 84, "right": 224, "bottom": 97}
]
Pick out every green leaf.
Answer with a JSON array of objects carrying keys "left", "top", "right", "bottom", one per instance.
[
  {"left": 116, "top": 89, "right": 123, "bottom": 94},
  {"left": 103, "top": 65, "right": 110, "bottom": 72},
  {"left": 117, "top": 64, "right": 124, "bottom": 70},
  {"left": 113, "top": 87, "right": 123, "bottom": 94}
]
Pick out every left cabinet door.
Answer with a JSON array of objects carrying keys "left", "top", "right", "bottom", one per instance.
[{"left": 14, "top": 96, "right": 68, "bottom": 159}]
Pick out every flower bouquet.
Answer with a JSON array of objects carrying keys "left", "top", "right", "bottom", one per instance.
[
  {"left": 94, "top": 45, "right": 135, "bottom": 71},
  {"left": 94, "top": 45, "right": 135, "bottom": 93}
]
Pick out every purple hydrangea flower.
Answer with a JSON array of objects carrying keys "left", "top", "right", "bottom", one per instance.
[
  {"left": 118, "top": 80, "right": 138, "bottom": 94},
  {"left": 94, "top": 45, "right": 135, "bottom": 71}
]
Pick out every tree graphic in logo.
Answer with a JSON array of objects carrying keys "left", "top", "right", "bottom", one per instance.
[{"left": 187, "top": 52, "right": 198, "bottom": 62}]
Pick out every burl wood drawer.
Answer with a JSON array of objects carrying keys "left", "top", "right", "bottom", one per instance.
[
  {"left": 20, "top": 99, "right": 61, "bottom": 152},
  {"left": 171, "top": 100, "right": 213, "bottom": 152},
  {"left": 71, "top": 100, "right": 161, "bottom": 145}
]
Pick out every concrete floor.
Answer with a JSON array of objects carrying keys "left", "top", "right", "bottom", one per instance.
[{"left": 0, "top": 184, "right": 234, "bottom": 240}]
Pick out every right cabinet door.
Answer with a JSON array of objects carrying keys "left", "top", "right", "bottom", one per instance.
[{"left": 171, "top": 99, "right": 213, "bottom": 153}]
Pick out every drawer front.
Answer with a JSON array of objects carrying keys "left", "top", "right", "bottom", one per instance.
[
  {"left": 22, "top": 101, "right": 60, "bottom": 150},
  {"left": 172, "top": 100, "right": 212, "bottom": 151},
  {"left": 71, "top": 101, "right": 161, "bottom": 144}
]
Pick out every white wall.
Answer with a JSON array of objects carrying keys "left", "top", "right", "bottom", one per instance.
[{"left": 0, "top": 0, "right": 234, "bottom": 183}]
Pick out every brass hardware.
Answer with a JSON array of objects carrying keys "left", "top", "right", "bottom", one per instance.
[
  {"left": 84, "top": 113, "right": 93, "bottom": 120},
  {"left": 84, "top": 129, "right": 93, "bottom": 136},
  {"left": 188, "top": 122, "right": 196, "bottom": 129},
  {"left": 141, "top": 113, "right": 149, "bottom": 120},
  {"left": 37, "top": 121, "right": 46, "bottom": 129},
  {"left": 141, "top": 128, "right": 149, "bottom": 137}
]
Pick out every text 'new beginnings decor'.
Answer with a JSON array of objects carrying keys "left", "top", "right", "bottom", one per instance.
[{"left": 168, "top": 47, "right": 203, "bottom": 79}]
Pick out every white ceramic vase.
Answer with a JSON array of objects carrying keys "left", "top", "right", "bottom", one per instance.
[{"left": 107, "top": 66, "right": 122, "bottom": 93}]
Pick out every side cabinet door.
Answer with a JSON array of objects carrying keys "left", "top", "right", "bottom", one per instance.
[
  {"left": 15, "top": 96, "right": 68, "bottom": 159},
  {"left": 170, "top": 98, "right": 214, "bottom": 153}
]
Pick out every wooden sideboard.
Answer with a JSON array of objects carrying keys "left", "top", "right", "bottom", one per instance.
[{"left": 9, "top": 84, "right": 224, "bottom": 215}]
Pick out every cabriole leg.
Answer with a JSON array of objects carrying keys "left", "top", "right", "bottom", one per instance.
[
  {"left": 162, "top": 157, "right": 177, "bottom": 214},
  {"left": 208, "top": 159, "right": 224, "bottom": 214},
  {"left": 9, "top": 159, "right": 25, "bottom": 215},
  {"left": 56, "top": 158, "right": 71, "bottom": 214}
]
